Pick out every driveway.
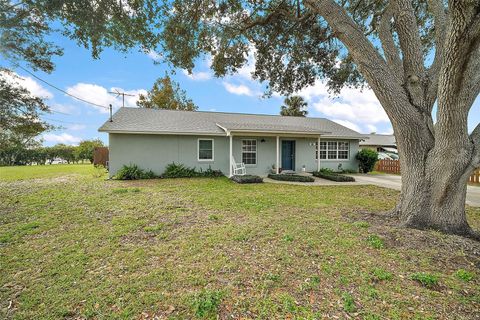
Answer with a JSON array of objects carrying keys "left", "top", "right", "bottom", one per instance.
[{"left": 352, "top": 174, "right": 480, "bottom": 207}]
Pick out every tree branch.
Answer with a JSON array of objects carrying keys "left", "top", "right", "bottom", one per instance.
[
  {"left": 392, "top": 0, "right": 426, "bottom": 109},
  {"left": 378, "top": 3, "right": 403, "bottom": 82},
  {"left": 425, "top": 0, "right": 447, "bottom": 109},
  {"left": 470, "top": 123, "right": 480, "bottom": 168},
  {"left": 304, "top": 0, "right": 416, "bottom": 120}
]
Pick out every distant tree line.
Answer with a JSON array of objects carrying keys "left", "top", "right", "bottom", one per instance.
[{"left": 0, "top": 139, "right": 104, "bottom": 166}]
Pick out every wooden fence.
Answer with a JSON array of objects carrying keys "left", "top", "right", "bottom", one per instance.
[
  {"left": 470, "top": 169, "right": 480, "bottom": 184},
  {"left": 374, "top": 159, "right": 401, "bottom": 174},
  {"left": 93, "top": 147, "right": 109, "bottom": 167},
  {"left": 374, "top": 159, "right": 480, "bottom": 184}
]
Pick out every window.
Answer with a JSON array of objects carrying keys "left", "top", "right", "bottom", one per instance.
[
  {"left": 242, "top": 139, "right": 257, "bottom": 165},
  {"left": 338, "top": 142, "right": 349, "bottom": 159},
  {"left": 315, "top": 141, "right": 349, "bottom": 160},
  {"left": 198, "top": 139, "right": 214, "bottom": 161}
]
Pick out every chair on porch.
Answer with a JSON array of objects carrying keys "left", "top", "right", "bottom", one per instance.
[{"left": 231, "top": 156, "right": 246, "bottom": 176}]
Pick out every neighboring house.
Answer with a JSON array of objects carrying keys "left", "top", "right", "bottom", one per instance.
[
  {"left": 359, "top": 134, "right": 397, "bottom": 153},
  {"left": 99, "top": 108, "right": 366, "bottom": 177}
]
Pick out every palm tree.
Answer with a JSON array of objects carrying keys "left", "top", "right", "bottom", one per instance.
[{"left": 280, "top": 96, "right": 308, "bottom": 117}]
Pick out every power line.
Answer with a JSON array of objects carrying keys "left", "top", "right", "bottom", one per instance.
[
  {"left": 42, "top": 117, "right": 86, "bottom": 125},
  {"left": 17, "top": 66, "right": 110, "bottom": 110}
]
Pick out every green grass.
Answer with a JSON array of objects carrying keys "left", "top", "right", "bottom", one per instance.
[
  {"left": 1, "top": 165, "right": 480, "bottom": 319},
  {"left": 0, "top": 163, "right": 94, "bottom": 181}
]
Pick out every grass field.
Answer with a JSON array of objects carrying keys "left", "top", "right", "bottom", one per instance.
[{"left": 1, "top": 165, "right": 479, "bottom": 319}]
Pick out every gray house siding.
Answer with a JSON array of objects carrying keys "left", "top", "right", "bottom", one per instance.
[{"left": 108, "top": 133, "right": 359, "bottom": 177}]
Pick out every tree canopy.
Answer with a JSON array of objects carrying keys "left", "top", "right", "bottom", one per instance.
[
  {"left": 280, "top": 96, "right": 308, "bottom": 117},
  {"left": 137, "top": 74, "right": 198, "bottom": 111}
]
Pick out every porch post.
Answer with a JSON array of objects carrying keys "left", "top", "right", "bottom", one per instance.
[
  {"left": 317, "top": 136, "right": 321, "bottom": 171},
  {"left": 229, "top": 134, "right": 233, "bottom": 177},
  {"left": 276, "top": 136, "right": 280, "bottom": 174}
]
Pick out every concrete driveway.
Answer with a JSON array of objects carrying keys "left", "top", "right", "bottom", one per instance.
[{"left": 352, "top": 174, "right": 480, "bottom": 207}]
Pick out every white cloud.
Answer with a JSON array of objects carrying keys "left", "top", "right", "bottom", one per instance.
[
  {"left": 43, "top": 133, "right": 82, "bottom": 145},
  {"left": 292, "top": 80, "right": 391, "bottom": 133},
  {"left": 68, "top": 124, "right": 86, "bottom": 131},
  {"left": 366, "top": 124, "right": 378, "bottom": 133},
  {"left": 147, "top": 50, "right": 162, "bottom": 61},
  {"left": 51, "top": 103, "right": 79, "bottom": 115},
  {"left": 223, "top": 82, "right": 255, "bottom": 96},
  {"left": 332, "top": 119, "right": 361, "bottom": 132},
  {"left": 182, "top": 69, "right": 211, "bottom": 81},
  {"left": 1, "top": 70, "right": 53, "bottom": 99},
  {"left": 65, "top": 83, "right": 146, "bottom": 113}
]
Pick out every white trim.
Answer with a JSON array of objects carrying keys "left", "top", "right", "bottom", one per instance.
[
  {"left": 276, "top": 136, "right": 279, "bottom": 174},
  {"left": 197, "top": 138, "right": 214, "bottom": 161},
  {"left": 229, "top": 135, "right": 233, "bottom": 177},
  {"left": 317, "top": 136, "right": 321, "bottom": 171},
  {"left": 241, "top": 139, "right": 257, "bottom": 166}
]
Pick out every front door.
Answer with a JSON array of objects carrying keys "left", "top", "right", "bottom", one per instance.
[{"left": 282, "top": 140, "right": 296, "bottom": 171}]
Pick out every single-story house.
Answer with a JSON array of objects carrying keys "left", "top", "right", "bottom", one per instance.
[
  {"left": 359, "top": 134, "right": 397, "bottom": 153},
  {"left": 98, "top": 108, "right": 366, "bottom": 177}
]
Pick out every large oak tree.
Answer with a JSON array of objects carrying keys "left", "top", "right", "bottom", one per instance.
[{"left": 151, "top": 0, "right": 480, "bottom": 238}]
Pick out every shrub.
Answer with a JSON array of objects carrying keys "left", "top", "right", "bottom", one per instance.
[
  {"left": 267, "top": 173, "right": 315, "bottom": 182},
  {"left": 312, "top": 171, "right": 355, "bottom": 182},
  {"left": 115, "top": 164, "right": 157, "bottom": 180},
  {"left": 162, "top": 163, "right": 224, "bottom": 178},
  {"left": 411, "top": 272, "right": 438, "bottom": 287},
  {"left": 200, "top": 166, "right": 224, "bottom": 177},
  {"left": 230, "top": 175, "right": 263, "bottom": 183},
  {"left": 356, "top": 149, "right": 379, "bottom": 173},
  {"left": 163, "top": 162, "right": 197, "bottom": 178}
]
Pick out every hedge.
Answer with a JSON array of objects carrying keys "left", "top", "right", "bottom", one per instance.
[
  {"left": 230, "top": 175, "right": 263, "bottom": 184},
  {"left": 312, "top": 171, "right": 355, "bottom": 182},
  {"left": 267, "top": 174, "right": 315, "bottom": 182}
]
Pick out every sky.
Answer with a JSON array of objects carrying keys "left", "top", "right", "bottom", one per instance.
[{"left": 2, "top": 33, "right": 479, "bottom": 147}]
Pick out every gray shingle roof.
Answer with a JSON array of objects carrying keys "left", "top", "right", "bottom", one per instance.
[
  {"left": 359, "top": 134, "right": 396, "bottom": 146},
  {"left": 98, "top": 107, "right": 365, "bottom": 138}
]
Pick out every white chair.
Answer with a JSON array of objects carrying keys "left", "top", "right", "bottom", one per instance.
[{"left": 231, "top": 157, "right": 246, "bottom": 175}]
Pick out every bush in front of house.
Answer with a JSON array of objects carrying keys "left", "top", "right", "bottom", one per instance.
[
  {"left": 313, "top": 169, "right": 355, "bottom": 182},
  {"left": 115, "top": 164, "right": 157, "bottom": 180},
  {"left": 356, "top": 149, "right": 379, "bottom": 173},
  {"left": 162, "top": 162, "right": 223, "bottom": 178},
  {"left": 163, "top": 162, "right": 198, "bottom": 178},
  {"left": 267, "top": 174, "right": 315, "bottom": 182},
  {"left": 230, "top": 175, "right": 263, "bottom": 184}
]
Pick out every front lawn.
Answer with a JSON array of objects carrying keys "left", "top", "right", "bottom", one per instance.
[{"left": 1, "top": 165, "right": 479, "bottom": 319}]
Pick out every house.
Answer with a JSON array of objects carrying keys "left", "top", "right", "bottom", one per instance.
[
  {"left": 359, "top": 134, "right": 397, "bottom": 153},
  {"left": 98, "top": 108, "right": 366, "bottom": 177}
]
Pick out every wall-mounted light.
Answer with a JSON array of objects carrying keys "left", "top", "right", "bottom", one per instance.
[{"left": 260, "top": 139, "right": 266, "bottom": 143}]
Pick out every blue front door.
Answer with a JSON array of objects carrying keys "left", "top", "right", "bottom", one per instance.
[{"left": 282, "top": 140, "right": 295, "bottom": 170}]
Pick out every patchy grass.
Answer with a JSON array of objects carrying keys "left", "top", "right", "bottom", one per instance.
[
  {"left": 0, "top": 164, "right": 94, "bottom": 181},
  {"left": 0, "top": 165, "right": 479, "bottom": 319}
]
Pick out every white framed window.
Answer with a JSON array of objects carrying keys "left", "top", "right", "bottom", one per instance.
[
  {"left": 338, "top": 142, "right": 349, "bottom": 159},
  {"left": 242, "top": 139, "right": 257, "bottom": 165},
  {"left": 315, "top": 141, "right": 349, "bottom": 160},
  {"left": 198, "top": 139, "right": 214, "bottom": 161}
]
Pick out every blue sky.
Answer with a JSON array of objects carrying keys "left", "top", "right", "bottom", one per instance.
[{"left": 3, "top": 33, "right": 479, "bottom": 146}]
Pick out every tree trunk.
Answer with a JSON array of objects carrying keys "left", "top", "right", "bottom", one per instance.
[{"left": 392, "top": 107, "right": 477, "bottom": 238}]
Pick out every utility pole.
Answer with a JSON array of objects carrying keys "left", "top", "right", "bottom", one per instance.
[{"left": 108, "top": 89, "right": 135, "bottom": 108}]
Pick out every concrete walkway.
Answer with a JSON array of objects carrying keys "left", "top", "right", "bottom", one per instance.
[
  {"left": 351, "top": 174, "right": 480, "bottom": 207},
  {"left": 264, "top": 173, "right": 480, "bottom": 207}
]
